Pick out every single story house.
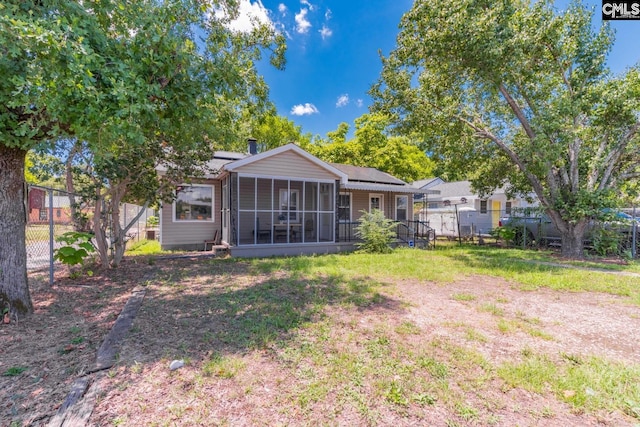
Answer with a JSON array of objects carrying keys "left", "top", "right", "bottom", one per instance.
[
  {"left": 414, "top": 180, "right": 537, "bottom": 237},
  {"left": 159, "top": 142, "right": 437, "bottom": 257}
]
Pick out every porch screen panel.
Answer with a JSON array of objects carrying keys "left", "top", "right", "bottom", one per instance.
[
  {"left": 303, "top": 212, "right": 317, "bottom": 243},
  {"left": 256, "top": 212, "right": 272, "bottom": 244},
  {"left": 238, "top": 211, "right": 255, "bottom": 245},
  {"left": 318, "top": 213, "right": 334, "bottom": 242},
  {"left": 304, "top": 182, "right": 317, "bottom": 210},
  {"left": 273, "top": 180, "right": 288, "bottom": 211},
  {"left": 319, "top": 183, "right": 334, "bottom": 211},
  {"left": 256, "top": 178, "right": 272, "bottom": 210},
  {"left": 239, "top": 177, "right": 255, "bottom": 210}
]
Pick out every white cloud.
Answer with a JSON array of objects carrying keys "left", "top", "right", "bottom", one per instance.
[
  {"left": 336, "top": 94, "right": 349, "bottom": 108},
  {"left": 325, "top": 8, "right": 332, "bottom": 20},
  {"left": 278, "top": 3, "right": 287, "bottom": 15},
  {"left": 319, "top": 25, "right": 332, "bottom": 40},
  {"left": 215, "top": 0, "right": 274, "bottom": 33},
  {"left": 291, "top": 103, "right": 319, "bottom": 116},
  {"left": 356, "top": 99, "right": 364, "bottom": 108},
  {"left": 295, "top": 8, "right": 311, "bottom": 34},
  {"left": 301, "top": 0, "right": 316, "bottom": 12}
]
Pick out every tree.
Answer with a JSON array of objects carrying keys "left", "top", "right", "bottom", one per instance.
[
  {"left": 310, "top": 113, "right": 436, "bottom": 182},
  {"left": 372, "top": 0, "right": 640, "bottom": 258},
  {"left": 243, "top": 113, "right": 312, "bottom": 153},
  {"left": 0, "top": 0, "right": 284, "bottom": 317}
]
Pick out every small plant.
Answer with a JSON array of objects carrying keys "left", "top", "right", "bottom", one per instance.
[
  {"left": 146, "top": 215, "right": 159, "bottom": 228},
  {"left": 54, "top": 231, "right": 95, "bottom": 266},
  {"left": 3, "top": 366, "right": 28, "bottom": 376},
  {"left": 591, "top": 226, "right": 624, "bottom": 256},
  {"left": 490, "top": 225, "right": 516, "bottom": 243},
  {"left": 354, "top": 209, "right": 396, "bottom": 253}
]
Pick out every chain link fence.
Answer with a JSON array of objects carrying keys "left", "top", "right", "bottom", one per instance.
[
  {"left": 25, "top": 185, "right": 156, "bottom": 280},
  {"left": 418, "top": 206, "right": 639, "bottom": 257}
]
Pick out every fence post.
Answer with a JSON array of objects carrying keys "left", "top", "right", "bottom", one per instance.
[
  {"left": 633, "top": 206, "right": 637, "bottom": 259},
  {"left": 48, "top": 188, "right": 54, "bottom": 286}
]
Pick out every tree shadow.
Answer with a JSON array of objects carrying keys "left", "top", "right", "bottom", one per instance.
[{"left": 114, "top": 256, "right": 404, "bottom": 364}]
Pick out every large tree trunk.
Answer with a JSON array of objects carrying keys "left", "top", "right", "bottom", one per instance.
[
  {"left": 0, "top": 145, "right": 33, "bottom": 317},
  {"left": 559, "top": 221, "right": 588, "bottom": 259}
]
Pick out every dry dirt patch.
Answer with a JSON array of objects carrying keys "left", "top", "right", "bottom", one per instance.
[{"left": 1, "top": 256, "right": 639, "bottom": 426}]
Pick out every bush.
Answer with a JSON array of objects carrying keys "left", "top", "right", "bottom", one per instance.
[
  {"left": 54, "top": 231, "right": 95, "bottom": 266},
  {"left": 591, "top": 227, "right": 624, "bottom": 256},
  {"left": 355, "top": 209, "right": 396, "bottom": 253}
]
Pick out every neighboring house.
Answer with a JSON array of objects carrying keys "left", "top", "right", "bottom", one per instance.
[
  {"left": 27, "top": 188, "right": 73, "bottom": 224},
  {"left": 416, "top": 180, "right": 537, "bottom": 237},
  {"left": 412, "top": 177, "right": 446, "bottom": 203},
  {"left": 159, "top": 143, "right": 437, "bottom": 257}
]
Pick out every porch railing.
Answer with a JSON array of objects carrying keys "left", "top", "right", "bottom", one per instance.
[{"left": 338, "top": 220, "right": 435, "bottom": 248}]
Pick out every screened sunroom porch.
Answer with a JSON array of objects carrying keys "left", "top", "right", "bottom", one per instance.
[{"left": 235, "top": 176, "right": 337, "bottom": 246}]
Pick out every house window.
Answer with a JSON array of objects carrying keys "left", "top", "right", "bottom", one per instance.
[
  {"left": 39, "top": 209, "right": 47, "bottom": 221},
  {"left": 338, "top": 193, "right": 351, "bottom": 222},
  {"left": 279, "top": 189, "right": 299, "bottom": 222},
  {"left": 396, "top": 195, "right": 408, "bottom": 221},
  {"left": 174, "top": 185, "right": 213, "bottom": 221},
  {"left": 480, "top": 200, "right": 488, "bottom": 214},
  {"left": 427, "top": 202, "right": 439, "bottom": 209},
  {"left": 505, "top": 201, "right": 512, "bottom": 215},
  {"left": 369, "top": 194, "right": 383, "bottom": 212}
]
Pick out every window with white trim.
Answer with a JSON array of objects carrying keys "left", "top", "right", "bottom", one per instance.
[
  {"left": 338, "top": 193, "right": 351, "bottom": 222},
  {"left": 369, "top": 193, "right": 383, "bottom": 212},
  {"left": 395, "top": 195, "right": 408, "bottom": 221},
  {"left": 174, "top": 185, "right": 214, "bottom": 221},
  {"left": 505, "top": 201, "right": 512, "bottom": 215},
  {"left": 480, "top": 200, "right": 488, "bottom": 214}
]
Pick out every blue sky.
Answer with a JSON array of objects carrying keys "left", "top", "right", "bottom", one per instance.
[{"left": 231, "top": 0, "right": 640, "bottom": 139}]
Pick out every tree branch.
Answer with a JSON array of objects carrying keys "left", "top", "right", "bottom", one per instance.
[
  {"left": 498, "top": 84, "right": 536, "bottom": 140},
  {"left": 455, "top": 114, "right": 551, "bottom": 207}
]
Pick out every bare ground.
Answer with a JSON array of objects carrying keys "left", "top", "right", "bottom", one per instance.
[{"left": 1, "top": 254, "right": 639, "bottom": 426}]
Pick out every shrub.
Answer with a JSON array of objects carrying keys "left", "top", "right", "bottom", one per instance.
[
  {"left": 591, "top": 226, "right": 624, "bottom": 256},
  {"left": 54, "top": 231, "right": 95, "bottom": 266},
  {"left": 355, "top": 209, "right": 396, "bottom": 253}
]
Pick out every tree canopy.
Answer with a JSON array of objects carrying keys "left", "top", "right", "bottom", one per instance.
[
  {"left": 308, "top": 113, "right": 436, "bottom": 183},
  {"left": 372, "top": 0, "right": 640, "bottom": 257},
  {"left": 0, "top": 0, "right": 285, "bottom": 316}
]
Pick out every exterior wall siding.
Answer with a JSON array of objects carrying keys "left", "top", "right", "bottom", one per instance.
[
  {"left": 234, "top": 151, "right": 340, "bottom": 180},
  {"left": 341, "top": 190, "right": 414, "bottom": 222},
  {"left": 161, "top": 179, "right": 222, "bottom": 250}
]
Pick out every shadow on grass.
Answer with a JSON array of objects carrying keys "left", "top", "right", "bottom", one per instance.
[{"left": 118, "top": 256, "right": 402, "bottom": 364}]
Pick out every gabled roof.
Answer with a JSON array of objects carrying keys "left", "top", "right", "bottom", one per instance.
[
  {"left": 412, "top": 177, "right": 445, "bottom": 189},
  {"left": 429, "top": 181, "right": 506, "bottom": 199},
  {"left": 223, "top": 143, "right": 348, "bottom": 182}
]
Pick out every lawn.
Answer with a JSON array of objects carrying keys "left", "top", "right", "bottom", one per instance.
[{"left": 2, "top": 246, "right": 640, "bottom": 426}]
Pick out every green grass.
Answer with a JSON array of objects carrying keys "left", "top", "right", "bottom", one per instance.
[
  {"left": 253, "top": 247, "right": 640, "bottom": 303},
  {"left": 26, "top": 224, "right": 73, "bottom": 244},
  {"left": 109, "top": 247, "right": 640, "bottom": 424},
  {"left": 498, "top": 352, "right": 640, "bottom": 418},
  {"left": 3, "top": 366, "right": 28, "bottom": 376},
  {"left": 452, "top": 293, "right": 477, "bottom": 302},
  {"left": 125, "top": 239, "right": 166, "bottom": 256}
]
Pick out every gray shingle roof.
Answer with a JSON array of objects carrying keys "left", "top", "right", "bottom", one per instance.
[{"left": 330, "top": 163, "right": 406, "bottom": 185}]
